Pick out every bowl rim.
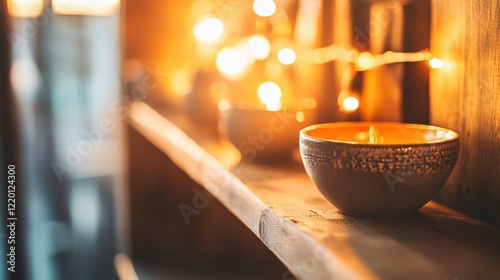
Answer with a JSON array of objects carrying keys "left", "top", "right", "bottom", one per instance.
[
  {"left": 219, "top": 98, "right": 317, "bottom": 112},
  {"left": 300, "top": 122, "right": 459, "bottom": 146}
]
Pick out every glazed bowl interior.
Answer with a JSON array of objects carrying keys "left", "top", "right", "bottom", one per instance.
[{"left": 302, "top": 122, "right": 459, "bottom": 145}]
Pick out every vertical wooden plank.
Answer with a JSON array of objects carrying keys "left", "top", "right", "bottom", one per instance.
[
  {"left": 361, "top": 1, "right": 404, "bottom": 122},
  {"left": 402, "top": 0, "right": 430, "bottom": 124},
  {"left": 319, "top": 0, "right": 367, "bottom": 123},
  {"left": 351, "top": 0, "right": 373, "bottom": 122},
  {"left": 430, "top": 0, "right": 500, "bottom": 225},
  {"left": 317, "top": 0, "right": 337, "bottom": 123}
]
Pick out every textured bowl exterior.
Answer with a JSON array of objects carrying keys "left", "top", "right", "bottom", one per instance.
[{"left": 300, "top": 124, "right": 460, "bottom": 217}]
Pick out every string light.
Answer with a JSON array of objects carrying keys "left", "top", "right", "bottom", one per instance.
[
  {"left": 196, "top": 1, "right": 445, "bottom": 115},
  {"left": 277, "top": 48, "right": 297, "bottom": 65},
  {"left": 247, "top": 35, "right": 271, "bottom": 60},
  {"left": 356, "top": 52, "right": 375, "bottom": 70},
  {"left": 258, "top": 81, "right": 282, "bottom": 111},
  {"left": 216, "top": 47, "right": 250, "bottom": 80},
  {"left": 253, "top": 0, "right": 277, "bottom": 17},
  {"left": 193, "top": 17, "right": 224, "bottom": 44},
  {"left": 303, "top": 45, "right": 438, "bottom": 70},
  {"left": 209, "top": 0, "right": 443, "bottom": 74},
  {"left": 338, "top": 90, "right": 360, "bottom": 113},
  {"left": 429, "top": 58, "right": 444, "bottom": 69},
  {"left": 342, "top": 97, "right": 360, "bottom": 112}
]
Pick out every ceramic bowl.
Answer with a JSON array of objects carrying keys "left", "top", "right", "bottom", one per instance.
[
  {"left": 300, "top": 122, "right": 460, "bottom": 217},
  {"left": 219, "top": 99, "right": 316, "bottom": 161}
]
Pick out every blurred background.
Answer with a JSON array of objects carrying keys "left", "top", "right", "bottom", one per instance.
[{"left": 1, "top": 0, "right": 499, "bottom": 279}]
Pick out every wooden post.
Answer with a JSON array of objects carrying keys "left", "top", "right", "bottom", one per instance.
[
  {"left": 402, "top": 0, "right": 430, "bottom": 124},
  {"left": 430, "top": 0, "right": 500, "bottom": 225}
]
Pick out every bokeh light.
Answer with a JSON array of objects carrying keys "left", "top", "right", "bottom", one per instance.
[
  {"left": 247, "top": 35, "right": 271, "bottom": 60},
  {"left": 342, "top": 96, "right": 360, "bottom": 112},
  {"left": 429, "top": 58, "right": 444, "bottom": 69},
  {"left": 216, "top": 47, "right": 250, "bottom": 79},
  {"left": 218, "top": 99, "right": 231, "bottom": 111},
  {"left": 356, "top": 52, "right": 375, "bottom": 70},
  {"left": 193, "top": 17, "right": 224, "bottom": 44},
  {"left": 277, "top": 48, "right": 296, "bottom": 65},
  {"left": 295, "top": 111, "right": 305, "bottom": 123},
  {"left": 253, "top": 0, "right": 276, "bottom": 17},
  {"left": 169, "top": 70, "right": 192, "bottom": 96},
  {"left": 257, "top": 81, "right": 282, "bottom": 111}
]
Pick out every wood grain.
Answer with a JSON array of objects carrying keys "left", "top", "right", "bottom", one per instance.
[
  {"left": 129, "top": 102, "right": 500, "bottom": 280},
  {"left": 430, "top": 0, "right": 500, "bottom": 225}
]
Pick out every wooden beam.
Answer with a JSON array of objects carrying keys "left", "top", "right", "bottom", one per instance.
[{"left": 430, "top": 0, "right": 500, "bottom": 226}]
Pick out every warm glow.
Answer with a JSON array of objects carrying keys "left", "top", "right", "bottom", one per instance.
[
  {"left": 169, "top": 70, "right": 192, "bottom": 96},
  {"left": 216, "top": 47, "right": 250, "bottom": 80},
  {"left": 253, "top": 0, "right": 276, "bottom": 17},
  {"left": 356, "top": 52, "right": 375, "bottom": 70},
  {"left": 295, "top": 0, "right": 321, "bottom": 46},
  {"left": 8, "top": 0, "right": 44, "bottom": 17},
  {"left": 193, "top": 17, "right": 224, "bottom": 44},
  {"left": 258, "top": 81, "right": 282, "bottom": 111},
  {"left": 429, "top": 58, "right": 444, "bottom": 69},
  {"left": 247, "top": 35, "right": 271, "bottom": 60},
  {"left": 52, "top": 0, "right": 120, "bottom": 16},
  {"left": 277, "top": 48, "right": 296, "bottom": 65},
  {"left": 342, "top": 96, "right": 360, "bottom": 112},
  {"left": 218, "top": 99, "right": 231, "bottom": 111},
  {"left": 296, "top": 111, "right": 305, "bottom": 123},
  {"left": 382, "top": 51, "right": 395, "bottom": 63},
  {"left": 10, "top": 58, "right": 41, "bottom": 94}
]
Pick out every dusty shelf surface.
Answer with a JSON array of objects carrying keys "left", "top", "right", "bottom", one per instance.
[{"left": 129, "top": 101, "right": 500, "bottom": 280}]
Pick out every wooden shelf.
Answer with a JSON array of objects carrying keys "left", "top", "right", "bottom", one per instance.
[{"left": 129, "top": 102, "right": 500, "bottom": 280}]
